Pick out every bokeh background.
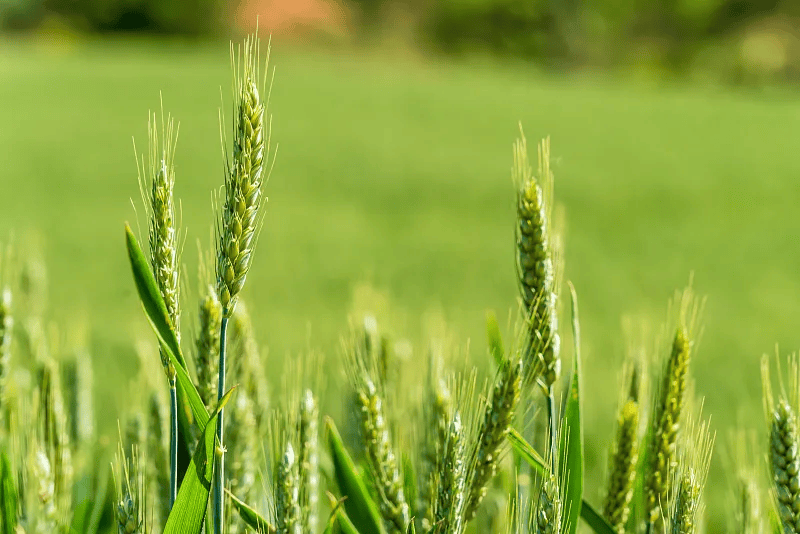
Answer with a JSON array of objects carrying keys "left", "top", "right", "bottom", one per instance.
[{"left": 1, "top": 0, "right": 800, "bottom": 529}]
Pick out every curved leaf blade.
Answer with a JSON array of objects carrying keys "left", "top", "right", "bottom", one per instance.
[
  {"left": 228, "top": 490, "right": 276, "bottom": 533},
  {"left": 125, "top": 225, "right": 209, "bottom": 430},
  {"left": 325, "top": 417, "right": 384, "bottom": 534}
]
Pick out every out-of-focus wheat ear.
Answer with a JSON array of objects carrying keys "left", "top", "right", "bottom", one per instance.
[
  {"left": 148, "top": 391, "right": 170, "bottom": 526},
  {"left": 435, "top": 410, "right": 468, "bottom": 534},
  {"left": 230, "top": 301, "right": 269, "bottom": 429},
  {"left": 298, "top": 389, "right": 319, "bottom": 533},
  {"left": 465, "top": 358, "right": 522, "bottom": 522},
  {"left": 644, "top": 318, "right": 696, "bottom": 527},
  {"left": 124, "top": 411, "right": 144, "bottom": 471},
  {"left": 225, "top": 385, "right": 257, "bottom": 534},
  {"left": 63, "top": 349, "right": 94, "bottom": 449},
  {"left": 513, "top": 129, "right": 560, "bottom": 392},
  {"left": 36, "top": 358, "right": 72, "bottom": 511},
  {"left": 0, "top": 287, "right": 12, "bottom": 420},
  {"left": 669, "top": 408, "right": 714, "bottom": 534},
  {"left": 356, "top": 378, "right": 410, "bottom": 533},
  {"left": 763, "top": 354, "right": 800, "bottom": 534},
  {"left": 534, "top": 472, "right": 562, "bottom": 534},
  {"left": 194, "top": 285, "right": 222, "bottom": 411},
  {"left": 275, "top": 441, "right": 301, "bottom": 534},
  {"left": 114, "top": 437, "right": 146, "bottom": 534},
  {"left": 420, "top": 347, "right": 452, "bottom": 530},
  {"left": 723, "top": 427, "right": 764, "bottom": 534},
  {"left": 603, "top": 399, "right": 640, "bottom": 532}
]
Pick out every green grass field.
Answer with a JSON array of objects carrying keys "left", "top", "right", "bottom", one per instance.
[{"left": 1, "top": 36, "right": 799, "bottom": 525}]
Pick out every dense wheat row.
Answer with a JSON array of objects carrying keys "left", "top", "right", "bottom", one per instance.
[{"left": 0, "top": 32, "right": 795, "bottom": 534}]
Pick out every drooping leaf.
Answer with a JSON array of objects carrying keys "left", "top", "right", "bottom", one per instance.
[
  {"left": 0, "top": 448, "right": 17, "bottom": 534},
  {"left": 486, "top": 310, "right": 505, "bottom": 369},
  {"left": 507, "top": 428, "right": 614, "bottom": 534},
  {"left": 558, "top": 282, "right": 584, "bottom": 534},
  {"left": 125, "top": 224, "right": 209, "bottom": 432},
  {"left": 227, "top": 490, "right": 276, "bottom": 533},
  {"left": 163, "top": 387, "right": 235, "bottom": 534},
  {"left": 325, "top": 417, "right": 384, "bottom": 534}
]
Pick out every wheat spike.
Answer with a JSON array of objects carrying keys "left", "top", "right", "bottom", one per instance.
[
  {"left": 298, "top": 389, "right": 319, "bottom": 533},
  {"left": 216, "top": 34, "right": 270, "bottom": 317},
  {"left": 37, "top": 358, "right": 72, "bottom": 512},
  {"left": 435, "top": 410, "right": 468, "bottom": 534},
  {"left": 114, "top": 440, "right": 146, "bottom": 534},
  {"left": 645, "top": 326, "right": 693, "bottom": 524},
  {"left": 603, "top": 399, "right": 639, "bottom": 532},
  {"left": 535, "top": 473, "right": 562, "bottom": 534},
  {"left": 357, "top": 378, "right": 410, "bottom": 532},
  {"left": 276, "top": 441, "right": 301, "bottom": 534},
  {"left": 465, "top": 358, "right": 522, "bottom": 521},
  {"left": 147, "top": 392, "right": 170, "bottom": 526},
  {"left": 770, "top": 399, "right": 800, "bottom": 533},
  {"left": 514, "top": 131, "right": 560, "bottom": 390},
  {"left": 194, "top": 285, "right": 222, "bottom": 411},
  {"left": 230, "top": 301, "right": 270, "bottom": 430}
]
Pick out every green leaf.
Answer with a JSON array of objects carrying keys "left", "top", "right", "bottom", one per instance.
[
  {"left": 578, "top": 501, "right": 616, "bottom": 534},
  {"left": 125, "top": 225, "right": 209, "bottom": 431},
  {"left": 558, "top": 282, "right": 584, "bottom": 534},
  {"left": 0, "top": 448, "right": 17, "bottom": 534},
  {"left": 325, "top": 417, "right": 384, "bottom": 534},
  {"left": 507, "top": 428, "right": 613, "bottom": 534},
  {"left": 402, "top": 452, "right": 417, "bottom": 520},
  {"left": 507, "top": 427, "right": 546, "bottom": 477},
  {"left": 69, "top": 467, "right": 111, "bottom": 534},
  {"left": 227, "top": 490, "right": 276, "bottom": 533},
  {"left": 486, "top": 311, "right": 505, "bottom": 368},
  {"left": 163, "top": 387, "right": 235, "bottom": 534}
]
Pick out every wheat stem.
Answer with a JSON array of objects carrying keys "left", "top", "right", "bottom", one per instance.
[
  {"left": 214, "top": 316, "right": 229, "bottom": 534},
  {"left": 168, "top": 381, "right": 177, "bottom": 509}
]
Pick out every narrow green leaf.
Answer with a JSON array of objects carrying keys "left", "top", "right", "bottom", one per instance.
[
  {"left": 507, "top": 427, "right": 546, "bottom": 476},
  {"left": 335, "top": 509, "right": 361, "bottom": 534},
  {"left": 325, "top": 417, "right": 384, "bottom": 534},
  {"left": 125, "top": 225, "right": 209, "bottom": 430},
  {"left": 402, "top": 452, "right": 417, "bottom": 520},
  {"left": 163, "top": 387, "right": 235, "bottom": 534},
  {"left": 559, "top": 282, "right": 584, "bottom": 534},
  {"left": 0, "top": 448, "right": 17, "bottom": 534},
  {"left": 579, "top": 501, "right": 616, "bottom": 534},
  {"left": 324, "top": 492, "right": 362, "bottom": 534},
  {"left": 227, "top": 490, "right": 276, "bottom": 533},
  {"left": 486, "top": 311, "right": 505, "bottom": 368},
  {"left": 507, "top": 428, "right": 612, "bottom": 534}
]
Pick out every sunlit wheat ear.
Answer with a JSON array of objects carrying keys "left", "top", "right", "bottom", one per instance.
[
  {"left": 644, "top": 286, "right": 703, "bottom": 527},
  {"left": 37, "top": 358, "right": 72, "bottom": 511},
  {"left": 465, "top": 357, "right": 523, "bottom": 522},
  {"left": 194, "top": 284, "right": 222, "bottom": 411},
  {"left": 603, "top": 357, "right": 644, "bottom": 532},
  {"left": 216, "top": 33, "right": 274, "bottom": 317},
  {"left": 147, "top": 391, "right": 170, "bottom": 525},
  {"left": 435, "top": 410, "right": 468, "bottom": 534},
  {"left": 114, "top": 438, "right": 146, "bottom": 534},
  {"left": 298, "top": 389, "right": 319, "bottom": 533},
  {"left": 0, "top": 287, "right": 12, "bottom": 417},
  {"left": 137, "top": 107, "right": 182, "bottom": 370},
  {"left": 669, "top": 408, "right": 714, "bottom": 534},
  {"left": 762, "top": 354, "right": 800, "bottom": 534},
  {"left": 513, "top": 128, "right": 561, "bottom": 390}
]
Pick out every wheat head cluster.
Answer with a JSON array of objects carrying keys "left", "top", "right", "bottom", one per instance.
[{"left": 0, "top": 33, "right": 793, "bottom": 534}]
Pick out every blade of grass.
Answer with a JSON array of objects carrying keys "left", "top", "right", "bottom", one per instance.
[
  {"left": 227, "top": 490, "right": 276, "bottom": 533},
  {"left": 325, "top": 416, "right": 384, "bottom": 534},
  {"left": 163, "top": 386, "right": 235, "bottom": 534},
  {"left": 558, "top": 282, "right": 584, "bottom": 534}
]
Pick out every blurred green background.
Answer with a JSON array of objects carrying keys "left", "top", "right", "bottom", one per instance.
[{"left": 1, "top": 0, "right": 800, "bottom": 529}]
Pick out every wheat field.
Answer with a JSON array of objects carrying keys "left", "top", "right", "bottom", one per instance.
[{"left": 0, "top": 35, "right": 800, "bottom": 532}]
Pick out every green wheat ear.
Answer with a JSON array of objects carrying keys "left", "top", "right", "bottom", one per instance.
[
  {"left": 194, "top": 284, "right": 222, "bottom": 411},
  {"left": 216, "top": 34, "right": 273, "bottom": 317},
  {"left": 0, "top": 287, "right": 12, "bottom": 420}
]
